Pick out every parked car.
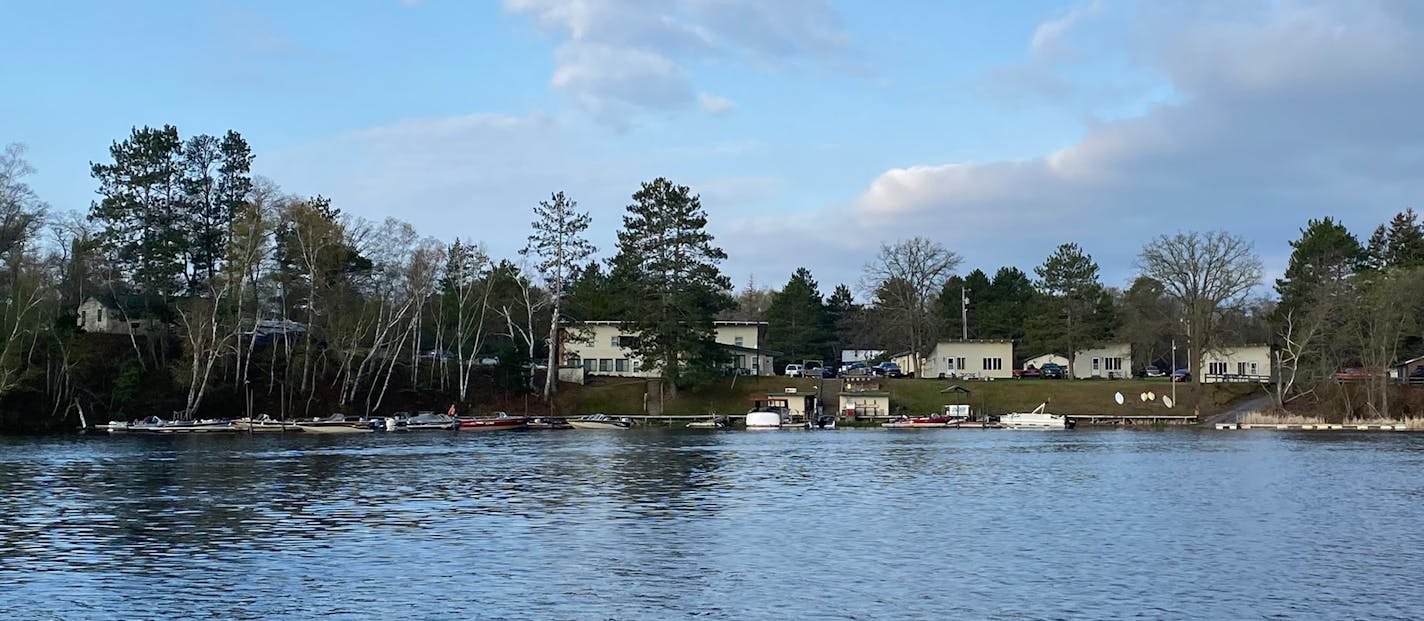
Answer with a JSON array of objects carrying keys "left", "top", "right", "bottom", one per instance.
[
  {"left": 1144, "top": 365, "right": 1165, "bottom": 378},
  {"left": 1334, "top": 367, "right": 1376, "bottom": 381},
  {"left": 840, "top": 361, "right": 870, "bottom": 375},
  {"left": 820, "top": 366, "right": 838, "bottom": 379},
  {"left": 784, "top": 364, "right": 804, "bottom": 378},
  {"left": 1013, "top": 364, "right": 1042, "bottom": 379},
  {"left": 1171, "top": 369, "right": 1191, "bottom": 382},
  {"left": 1039, "top": 363, "right": 1066, "bottom": 379},
  {"left": 872, "top": 362, "right": 904, "bottom": 378}
]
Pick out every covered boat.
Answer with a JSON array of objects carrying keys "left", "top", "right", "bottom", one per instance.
[
  {"left": 295, "top": 413, "right": 374, "bottom": 434},
  {"left": 569, "top": 414, "right": 633, "bottom": 430},
  {"left": 1000, "top": 402, "right": 1075, "bottom": 430}
]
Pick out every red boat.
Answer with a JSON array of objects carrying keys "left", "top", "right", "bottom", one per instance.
[
  {"left": 457, "top": 411, "right": 527, "bottom": 431},
  {"left": 881, "top": 415, "right": 955, "bottom": 429}
]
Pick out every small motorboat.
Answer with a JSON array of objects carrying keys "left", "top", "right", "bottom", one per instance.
[
  {"left": 882, "top": 415, "right": 956, "bottom": 429},
  {"left": 100, "top": 416, "right": 237, "bottom": 434},
  {"left": 1000, "top": 402, "right": 1075, "bottom": 430},
  {"left": 295, "top": 413, "right": 374, "bottom": 434},
  {"left": 458, "top": 411, "right": 528, "bottom": 432},
  {"left": 527, "top": 417, "right": 573, "bottom": 430},
  {"left": 687, "top": 416, "right": 728, "bottom": 429},
  {"left": 403, "top": 412, "right": 459, "bottom": 431},
  {"left": 569, "top": 414, "right": 633, "bottom": 430},
  {"left": 233, "top": 414, "right": 302, "bottom": 433}
]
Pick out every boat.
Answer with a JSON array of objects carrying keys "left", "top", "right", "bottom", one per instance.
[
  {"left": 100, "top": 416, "right": 237, "bottom": 434},
  {"left": 294, "top": 413, "right": 374, "bottom": 434},
  {"left": 527, "top": 417, "right": 573, "bottom": 430},
  {"left": 458, "top": 411, "right": 528, "bottom": 431},
  {"left": 745, "top": 393, "right": 820, "bottom": 429},
  {"left": 403, "top": 412, "right": 459, "bottom": 431},
  {"left": 882, "top": 414, "right": 956, "bottom": 429},
  {"left": 1000, "top": 402, "right": 1075, "bottom": 430},
  {"left": 232, "top": 414, "right": 302, "bottom": 433},
  {"left": 569, "top": 414, "right": 633, "bottom": 430},
  {"left": 687, "top": 416, "right": 728, "bottom": 429}
]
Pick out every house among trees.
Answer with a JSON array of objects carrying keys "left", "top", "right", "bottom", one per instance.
[
  {"left": 560, "top": 320, "right": 777, "bottom": 377},
  {"left": 1073, "top": 343, "right": 1133, "bottom": 379},
  {"left": 914, "top": 339, "right": 1015, "bottom": 379},
  {"left": 1201, "top": 345, "right": 1273, "bottom": 383},
  {"left": 76, "top": 294, "right": 167, "bottom": 335}
]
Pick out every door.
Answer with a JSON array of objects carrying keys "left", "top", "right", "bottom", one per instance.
[{"left": 1092, "top": 357, "right": 1101, "bottom": 378}]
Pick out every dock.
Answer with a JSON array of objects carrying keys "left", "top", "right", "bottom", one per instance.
[{"left": 1215, "top": 423, "right": 1412, "bottom": 431}]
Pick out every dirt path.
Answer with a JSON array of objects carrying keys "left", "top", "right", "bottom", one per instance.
[{"left": 1202, "top": 395, "right": 1273, "bottom": 425}]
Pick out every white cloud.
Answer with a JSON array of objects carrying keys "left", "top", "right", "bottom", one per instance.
[
  {"left": 849, "top": 1, "right": 1424, "bottom": 285},
  {"left": 505, "top": 0, "right": 848, "bottom": 123},
  {"left": 1030, "top": 0, "right": 1102, "bottom": 59},
  {"left": 697, "top": 92, "right": 737, "bottom": 115}
]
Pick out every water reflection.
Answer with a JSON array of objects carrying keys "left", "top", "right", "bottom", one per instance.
[{"left": 2, "top": 430, "right": 1423, "bottom": 619}]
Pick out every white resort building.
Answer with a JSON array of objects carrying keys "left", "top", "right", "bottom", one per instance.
[{"left": 558, "top": 321, "right": 776, "bottom": 378}]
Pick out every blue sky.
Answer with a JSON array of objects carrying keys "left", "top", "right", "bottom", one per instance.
[{"left": 3, "top": 0, "right": 1422, "bottom": 296}]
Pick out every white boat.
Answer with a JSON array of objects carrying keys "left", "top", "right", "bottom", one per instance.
[
  {"left": 294, "top": 413, "right": 374, "bottom": 434},
  {"left": 403, "top": 412, "right": 459, "bottom": 431},
  {"left": 745, "top": 408, "right": 789, "bottom": 429},
  {"left": 232, "top": 415, "right": 302, "bottom": 433},
  {"left": 687, "top": 416, "right": 727, "bottom": 429},
  {"left": 999, "top": 403, "right": 1075, "bottom": 430},
  {"left": 100, "top": 416, "right": 236, "bottom": 434},
  {"left": 569, "top": 414, "right": 633, "bottom": 430}
]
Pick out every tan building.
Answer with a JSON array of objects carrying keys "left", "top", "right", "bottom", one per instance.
[
  {"left": 919, "top": 340, "right": 1015, "bottom": 379},
  {"left": 839, "top": 375, "right": 890, "bottom": 419},
  {"left": 559, "top": 321, "right": 775, "bottom": 378},
  {"left": 1202, "top": 345, "right": 1272, "bottom": 383},
  {"left": 77, "top": 295, "right": 166, "bottom": 335},
  {"left": 1072, "top": 343, "right": 1132, "bottom": 379}
]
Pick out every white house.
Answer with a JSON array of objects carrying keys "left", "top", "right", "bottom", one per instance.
[
  {"left": 917, "top": 340, "right": 1015, "bottom": 380},
  {"left": 76, "top": 295, "right": 166, "bottom": 335},
  {"left": 1072, "top": 343, "right": 1132, "bottom": 379},
  {"left": 559, "top": 321, "right": 776, "bottom": 378},
  {"left": 1201, "top": 345, "right": 1273, "bottom": 383}
]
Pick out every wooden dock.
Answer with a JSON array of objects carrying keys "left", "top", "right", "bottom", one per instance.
[{"left": 1215, "top": 423, "right": 1412, "bottom": 431}]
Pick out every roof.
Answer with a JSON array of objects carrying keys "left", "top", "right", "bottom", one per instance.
[
  {"left": 935, "top": 339, "right": 1014, "bottom": 345},
  {"left": 939, "top": 385, "right": 972, "bottom": 394},
  {"left": 840, "top": 390, "right": 889, "bottom": 397},
  {"left": 723, "top": 343, "right": 782, "bottom": 357},
  {"left": 85, "top": 294, "right": 168, "bottom": 315},
  {"left": 1395, "top": 355, "right": 1424, "bottom": 367}
]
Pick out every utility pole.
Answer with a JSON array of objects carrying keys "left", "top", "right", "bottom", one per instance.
[
  {"left": 1171, "top": 338, "right": 1177, "bottom": 406},
  {"left": 961, "top": 286, "right": 970, "bottom": 341}
]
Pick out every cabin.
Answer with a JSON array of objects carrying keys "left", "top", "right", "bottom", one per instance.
[
  {"left": 839, "top": 375, "right": 889, "bottom": 419},
  {"left": 1201, "top": 345, "right": 1273, "bottom": 383},
  {"left": 918, "top": 340, "right": 1015, "bottom": 380},
  {"left": 76, "top": 294, "right": 167, "bottom": 335},
  {"left": 559, "top": 320, "right": 777, "bottom": 378},
  {"left": 1072, "top": 343, "right": 1132, "bottom": 379},
  {"left": 1394, "top": 355, "right": 1424, "bottom": 385}
]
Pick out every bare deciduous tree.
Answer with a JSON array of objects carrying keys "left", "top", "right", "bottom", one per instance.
[
  {"left": 860, "top": 237, "right": 960, "bottom": 361},
  {"left": 1138, "top": 230, "right": 1263, "bottom": 386}
]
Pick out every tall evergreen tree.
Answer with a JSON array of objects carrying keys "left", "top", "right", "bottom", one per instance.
[
  {"left": 1032, "top": 243, "right": 1106, "bottom": 376},
  {"left": 982, "top": 267, "right": 1033, "bottom": 342},
  {"left": 1275, "top": 217, "right": 1363, "bottom": 317},
  {"left": 521, "top": 191, "right": 595, "bottom": 400},
  {"left": 179, "top": 130, "right": 253, "bottom": 291},
  {"left": 608, "top": 178, "right": 733, "bottom": 395},
  {"left": 765, "top": 268, "right": 833, "bottom": 365},
  {"left": 90, "top": 125, "right": 187, "bottom": 295}
]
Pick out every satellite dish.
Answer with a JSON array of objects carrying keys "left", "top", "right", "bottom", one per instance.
[
  {"left": 1147, "top": 391, "right": 1156, "bottom": 401},
  {"left": 1139, "top": 392, "right": 1148, "bottom": 402},
  {"left": 1163, "top": 396, "right": 1175, "bottom": 409},
  {"left": 1114, "top": 392, "right": 1125, "bottom": 405}
]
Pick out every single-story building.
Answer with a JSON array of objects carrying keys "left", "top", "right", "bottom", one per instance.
[
  {"left": 559, "top": 320, "right": 776, "bottom": 378},
  {"left": 76, "top": 294, "right": 167, "bottom": 335},
  {"left": 1201, "top": 345, "right": 1273, "bottom": 383},
  {"left": 918, "top": 340, "right": 1015, "bottom": 380},
  {"left": 1072, "top": 343, "right": 1132, "bottom": 379}
]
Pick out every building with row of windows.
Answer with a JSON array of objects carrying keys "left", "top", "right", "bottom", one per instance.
[
  {"left": 558, "top": 321, "right": 778, "bottom": 378},
  {"left": 894, "top": 339, "right": 1274, "bottom": 383}
]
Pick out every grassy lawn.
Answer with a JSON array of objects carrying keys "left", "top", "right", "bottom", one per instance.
[{"left": 563, "top": 374, "right": 1264, "bottom": 417}]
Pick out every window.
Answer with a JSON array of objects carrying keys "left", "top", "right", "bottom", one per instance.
[
  {"left": 583, "top": 359, "right": 595, "bottom": 373},
  {"left": 615, "top": 358, "right": 628, "bottom": 372},
  {"left": 945, "top": 357, "right": 956, "bottom": 370},
  {"left": 611, "top": 335, "right": 620, "bottom": 347},
  {"left": 1209, "top": 362, "right": 1227, "bottom": 375},
  {"left": 1106, "top": 358, "right": 1122, "bottom": 371},
  {"left": 1237, "top": 362, "right": 1248, "bottom": 375},
  {"left": 1250, "top": 362, "right": 1258, "bottom": 375},
  {"left": 80, "top": 310, "right": 87, "bottom": 326},
  {"left": 734, "top": 336, "right": 744, "bottom": 346},
  {"left": 568, "top": 356, "right": 581, "bottom": 368},
  {"left": 632, "top": 359, "right": 642, "bottom": 372},
  {"left": 97, "top": 308, "right": 104, "bottom": 323},
  {"left": 130, "top": 322, "right": 141, "bottom": 330},
  {"left": 1092, "top": 358, "right": 1101, "bottom": 371},
  {"left": 982, "top": 358, "right": 1002, "bottom": 371},
  {"left": 599, "top": 359, "right": 612, "bottom": 372}
]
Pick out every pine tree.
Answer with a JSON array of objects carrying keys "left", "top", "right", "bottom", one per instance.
[
  {"left": 765, "top": 268, "right": 833, "bottom": 365},
  {"left": 608, "top": 178, "right": 734, "bottom": 395},
  {"left": 1032, "top": 243, "right": 1106, "bottom": 376},
  {"left": 521, "top": 191, "right": 595, "bottom": 400}
]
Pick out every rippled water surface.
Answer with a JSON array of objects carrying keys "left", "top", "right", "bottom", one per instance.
[{"left": 3, "top": 429, "right": 1423, "bottom": 620}]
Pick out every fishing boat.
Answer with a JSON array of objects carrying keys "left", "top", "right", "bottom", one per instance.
[
  {"left": 569, "top": 414, "right": 633, "bottom": 430},
  {"left": 687, "top": 416, "right": 728, "bottom": 429},
  {"left": 101, "top": 416, "right": 236, "bottom": 434},
  {"left": 232, "top": 414, "right": 302, "bottom": 433},
  {"left": 295, "top": 413, "right": 374, "bottom": 434},
  {"left": 527, "top": 417, "right": 573, "bottom": 430},
  {"left": 1000, "top": 402, "right": 1075, "bottom": 430},
  {"left": 403, "top": 412, "right": 459, "bottom": 431},
  {"left": 882, "top": 414, "right": 956, "bottom": 429},
  {"left": 458, "top": 411, "right": 528, "bottom": 431}
]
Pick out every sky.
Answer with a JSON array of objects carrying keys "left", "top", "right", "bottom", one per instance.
[{"left": 3, "top": 0, "right": 1422, "bottom": 298}]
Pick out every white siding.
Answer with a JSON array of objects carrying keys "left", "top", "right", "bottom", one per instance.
[
  {"left": 1023, "top": 353, "right": 1068, "bottom": 370},
  {"left": 1073, "top": 343, "right": 1132, "bottom": 379},
  {"left": 1202, "top": 346, "right": 1272, "bottom": 383},
  {"left": 921, "top": 341, "right": 1014, "bottom": 379},
  {"left": 560, "top": 321, "right": 772, "bottom": 377}
]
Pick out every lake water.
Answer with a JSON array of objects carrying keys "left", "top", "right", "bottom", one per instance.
[{"left": 2, "top": 429, "right": 1423, "bottom": 620}]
